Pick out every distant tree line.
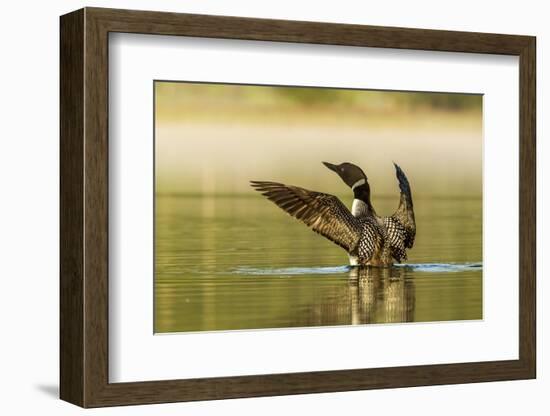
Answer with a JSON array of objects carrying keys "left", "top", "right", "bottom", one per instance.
[{"left": 274, "top": 87, "right": 481, "bottom": 110}]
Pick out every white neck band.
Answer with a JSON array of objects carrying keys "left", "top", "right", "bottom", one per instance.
[{"left": 351, "top": 178, "right": 366, "bottom": 191}]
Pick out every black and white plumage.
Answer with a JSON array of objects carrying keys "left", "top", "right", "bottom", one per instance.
[
  {"left": 251, "top": 161, "right": 415, "bottom": 266},
  {"left": 382, "top": 163, "right": 416, "bottom": 262},
  {"left": 250, "top": 181, "right": 390, "bottom": 265}
]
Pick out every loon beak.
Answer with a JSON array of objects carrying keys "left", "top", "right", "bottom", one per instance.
[{"left": 322, "top": 161, "right": 339, "bottom": 173}]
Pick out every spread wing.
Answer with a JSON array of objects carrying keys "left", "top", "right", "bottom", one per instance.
[
  {"left": 391, "top": 163, "right": 416, "bottom": 250},
  {"left": 384, "top": 216, "right": 410, "bottom": 262},
  {"left": 250, "top": 181, "right": 362, "bottom": 252}
]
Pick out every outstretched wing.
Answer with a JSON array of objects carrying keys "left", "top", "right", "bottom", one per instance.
[
  {"left": 251, "top": 181, "right": 362, "bottom": 252},
  {"left": 390, "top": 163, "right": 416, "bottom": 250},
  {"left": 384, "top": 216, "right": 410, "bottom": 262}
]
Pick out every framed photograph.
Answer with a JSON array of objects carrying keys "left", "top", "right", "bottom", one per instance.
[{"left": 60, "top": 7, "right": 536, "bottom": 408}]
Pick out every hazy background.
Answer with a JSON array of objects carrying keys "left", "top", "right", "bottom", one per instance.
[{"left": 155, "top": 82, "right": 482, "bottom": 198}]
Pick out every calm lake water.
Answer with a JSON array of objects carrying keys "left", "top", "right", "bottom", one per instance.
[{"left": 155, "top": 195, "right": 482, "bottom": 333}]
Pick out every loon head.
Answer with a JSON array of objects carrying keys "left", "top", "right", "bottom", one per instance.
[{"left": 322, "top": 161, "right": 367, "bottom": 190}]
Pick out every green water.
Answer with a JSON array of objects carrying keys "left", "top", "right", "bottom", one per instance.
[{"left": 155, "top": 195, "right": 482, "bottom": 333}]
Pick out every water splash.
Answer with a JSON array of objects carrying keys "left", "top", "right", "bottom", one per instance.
[
  {"left": 232, "top": 266, "right": 351, "bottom": 276},
  {"left": 232, "top": 263, "right": 482, "bottom": 276},
  {"left": 395, "top": 263, "right": 482, "bottom": 272}
]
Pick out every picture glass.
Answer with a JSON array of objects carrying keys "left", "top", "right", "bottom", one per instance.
[{"left": 154, "top": 81, "right": 482, "bottom": 333}]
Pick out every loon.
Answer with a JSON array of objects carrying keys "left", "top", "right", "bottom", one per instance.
[{"left": 250, "top": 162, "right": 415, "bottom": 267}]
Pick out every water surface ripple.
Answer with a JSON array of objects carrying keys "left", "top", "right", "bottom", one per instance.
[{"left": 155, "top": 196, "right": 483, "bottom": 332}]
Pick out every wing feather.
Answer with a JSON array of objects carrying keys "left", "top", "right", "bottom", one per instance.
[
  {"left": 391, "top": 163, "right": 416, "bottom": 249},
  {"left": 251, "top": 181, "right": 362, "bottom": 252}
]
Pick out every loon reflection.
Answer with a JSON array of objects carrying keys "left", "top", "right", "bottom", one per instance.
[{"left": 290, "top": 266, "right": 415, "bottom": 327}]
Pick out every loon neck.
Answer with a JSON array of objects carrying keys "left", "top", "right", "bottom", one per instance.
[{"left": 353, "top": 183, "right": 376, "bottom": 215}]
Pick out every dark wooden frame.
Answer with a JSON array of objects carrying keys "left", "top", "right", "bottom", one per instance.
[{"left": 60, "top": 7, "right": 536, "bottom": 408}]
